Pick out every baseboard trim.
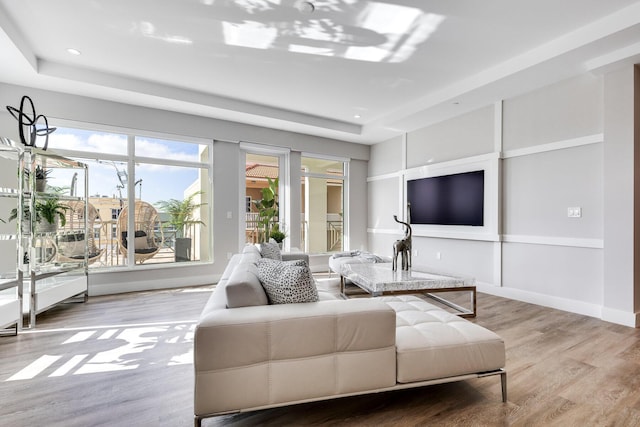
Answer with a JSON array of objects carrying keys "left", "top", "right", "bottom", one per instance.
[
  {"left": 477, "top": 282, "right": 603, "bottom": 321},
  {"left": 601, "top": 307, "right": 640, "bottom": 328},
  {"left": 88, "top": 273, "right": 218, "bottom": 296},
  {"left": 478, "top": 283, "right": 639, "bottom": 328}
]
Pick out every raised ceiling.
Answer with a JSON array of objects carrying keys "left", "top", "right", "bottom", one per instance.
[{"left": 0, "top": 0, "right": 639, "bottom": 144}]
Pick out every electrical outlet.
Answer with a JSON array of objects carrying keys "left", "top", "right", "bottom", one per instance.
[
  {"left": 436, "top": 252, "right": 441, "bottom": 260},
  {"left": 567, "top": 207, "right": 582, "bottom": 218},
  {"left": 413, "top": 249, "right": 419, "bottom": 257}
]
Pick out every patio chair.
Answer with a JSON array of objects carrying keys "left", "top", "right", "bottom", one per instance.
[
  {"left": 56, "top": 200, "right": 104, "bottom": 264},
  {"left": 117, "top": 200, "right": 163, "bottom": 264}
]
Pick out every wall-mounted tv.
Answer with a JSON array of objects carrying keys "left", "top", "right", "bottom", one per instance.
[{"left": 407, "top": 170, "right": 484, "bottom": 226}]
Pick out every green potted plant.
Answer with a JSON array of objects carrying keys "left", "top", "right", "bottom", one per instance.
[
  {"left": 156, "top": 191, "right": 206, "bottom": 262},
  {"left": 7, "top": 196, "right": 68, "bottom": 233},
  {"left": 253, "top": 177, "right": 279, "bottom": 243},
  {"left": 269, "top": 223, "right": 286, "bottom": 248},
  {"left": 35, "top": 197, "right": 68, "bottom": 232},
  {"left": 28, "top": 165, "right": 52, "bottom": 192}
]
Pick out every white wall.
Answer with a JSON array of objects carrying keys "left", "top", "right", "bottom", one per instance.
[
  {"left": 368, "top": 68, "right": 640, "bottom": 327},
  {"left": 407, "top": 105, "right": 495, "bottom": 166},
  {"left": 602, "top": 66, "right": 640, "bottom": 322},
  {"left": 0, "top": 83, "right": 370, "bottom": 294}
]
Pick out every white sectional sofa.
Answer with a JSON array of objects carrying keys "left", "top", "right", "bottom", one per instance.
[{"left": 194, "top": 246, "right": 507, "bottom": 426}]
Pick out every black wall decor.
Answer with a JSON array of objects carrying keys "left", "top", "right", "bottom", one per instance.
[{"left": 6, "top": 95, "right": 56, "bottom": 150}]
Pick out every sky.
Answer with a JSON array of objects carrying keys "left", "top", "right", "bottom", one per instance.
[{"left": 47, "top": 128, "right": 204, "bottom": 205}]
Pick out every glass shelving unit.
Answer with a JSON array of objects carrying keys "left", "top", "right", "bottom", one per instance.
[
  {"left": 21, "top": 147, "right": 89, "bottom": 328},
  {"left": 0, "top": 138, "right": 89, "bottom": 332},
  {"left": 0, "top": 141, "right": 22, "bottom": 335}
]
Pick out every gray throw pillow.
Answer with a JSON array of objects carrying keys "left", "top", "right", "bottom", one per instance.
[
  {"left": 256, "top": 258, "right": 318, "bottom": 304},
  {"left": 225, "top": 263, "right": 269, "bottom": 308},
  {"left": 259, "top": 240, "right": 282, "bottom": 260}
]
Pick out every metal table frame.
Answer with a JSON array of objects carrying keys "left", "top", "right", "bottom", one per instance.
[{"left": 339, "top": 263, "right": 476, "bottom": 318}]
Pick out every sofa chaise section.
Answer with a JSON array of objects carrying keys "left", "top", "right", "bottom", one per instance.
[{"left": 194, "top": 299, "right": 397, "bottom": 416}]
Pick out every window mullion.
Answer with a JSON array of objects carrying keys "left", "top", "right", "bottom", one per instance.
[{"left": 126, "top": 135, "right": 136, "bottom": 267}]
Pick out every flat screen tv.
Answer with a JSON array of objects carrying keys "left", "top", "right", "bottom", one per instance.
[{"left": 407, "top": 170, "right": 484, "bottom": 226}]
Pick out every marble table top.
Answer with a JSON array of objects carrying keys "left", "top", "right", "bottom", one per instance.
[{"left": 341, "top": 262, "right": 475, "bottom": 295}]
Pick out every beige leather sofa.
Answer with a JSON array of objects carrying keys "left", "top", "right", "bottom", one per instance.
[{"left": 194, "top": 246, "right": 506, "bottom": 426}]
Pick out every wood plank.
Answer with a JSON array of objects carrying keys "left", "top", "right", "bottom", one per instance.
[{"left": 2, "top": 281, "right": 640, "bottom": 426}]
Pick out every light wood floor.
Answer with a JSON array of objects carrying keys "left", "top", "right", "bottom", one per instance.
[{"left": 2, "top": 280, "right": 640, "bottom": 427}]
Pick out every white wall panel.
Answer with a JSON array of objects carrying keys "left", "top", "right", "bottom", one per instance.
[
  {"left": 367, "top": 177, "right": 401, "bottom": 231},
  {"left": 602, "top": 66, "right": 638, "bottom": 314},
  {"left": 368, "top": 232, "right": 400, "bottom": 259},
  {"left": 410, "top": 238, "right": 496, "bottom": 285},
  {"left": 406, "top": 106, "right": 494, "bottom": 167},
  {"left": 348, "top": 159, "right": 369, "bottom": 252},
  {"left": 503, "top": 143, "right": 603, "bottom": 239},
  {"left": 503, "top": 74, "right": 603, "bottom": 151},
  {"left": 369, "top": 135, "right": 402, "bottom": 176},
  {"left": 502, "top": 242, "right": 603, "bottom": 305}
]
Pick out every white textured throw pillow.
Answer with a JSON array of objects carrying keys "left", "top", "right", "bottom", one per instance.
[
  {"left": 257, "top": 258, "right": 318, "bottom": 304},
  {"left": 258, "top": 240, "right": 282, "bottom": 260}
]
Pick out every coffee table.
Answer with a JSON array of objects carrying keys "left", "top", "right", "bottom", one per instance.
[{"left": 339, "top": 263, "right": 476, "bottom": 318}]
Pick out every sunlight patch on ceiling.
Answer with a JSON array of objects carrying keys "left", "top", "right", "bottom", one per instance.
[
  {"left": 221, "top": 1, "right": 444, "bottom": 63},
  {"left": 132, "top": 21, "right": 194, "bottom": 45},
  {"left": 223, "top": 21, "right": 277, "bottom": 49},
  {"left": 234, "top": 0, "right": 282, "bottom": 14}
]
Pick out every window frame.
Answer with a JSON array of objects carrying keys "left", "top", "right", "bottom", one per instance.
[
  {"left": 240, "top": 142, "right": 290, "bottom": 250},
  {"left": 300, "top": 153, "right": 349, "bottom": 253},
  {"left": 47, "top": 120, "right": 214, "bottom": 272}
]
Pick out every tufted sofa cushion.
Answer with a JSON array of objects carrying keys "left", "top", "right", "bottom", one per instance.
[{"left": 379, "top": 295, "right": 505, "bottom": 383}]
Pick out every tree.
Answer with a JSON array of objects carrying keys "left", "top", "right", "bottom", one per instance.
[
  {"left": 253, "top": 177, "right": 279, "bottom": 243},
  {"left": 156, "top": 191, "right": 206, "bottom": 238}
]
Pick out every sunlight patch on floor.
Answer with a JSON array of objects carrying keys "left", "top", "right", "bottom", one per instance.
[{"left": 5, "top": 322, "right": 196, "bottom": 381}]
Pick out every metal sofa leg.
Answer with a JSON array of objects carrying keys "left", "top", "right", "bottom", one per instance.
[
  {"left": 500, "top": 370, "right": 508, "bottom": 403},
  {"left": 194, "top": 415, "right": 202, "bottom": 427}
]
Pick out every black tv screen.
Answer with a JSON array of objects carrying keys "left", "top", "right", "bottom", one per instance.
[{"left": 407, "top": 170, "right": 484, "bottom": 226}]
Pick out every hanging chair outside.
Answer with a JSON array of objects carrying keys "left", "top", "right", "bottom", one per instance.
[
  {"left": 56, "top": 200, "right": 104, "bottom": 264},
  {"left": 117, "top": 200, "right": 164, "bottom": 264}
]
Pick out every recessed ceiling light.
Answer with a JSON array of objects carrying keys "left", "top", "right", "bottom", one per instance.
[
  {"left": 354, "top": 114, "right": 361, "bottom": 119},
  {"left": 66, "top": 48, "right": 81, "bottom": 55}
]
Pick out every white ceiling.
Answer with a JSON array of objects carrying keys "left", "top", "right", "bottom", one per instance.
[{"left": 0, "top": 0, "right": 639, "bottom": 144}]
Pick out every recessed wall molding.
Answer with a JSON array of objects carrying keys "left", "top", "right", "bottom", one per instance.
[
  {"left": 503, "top": 234, "right": 604, "bottom": 249},
  {"left": 502, "top": 133, "right": 603, "bottom": 159},
  {"left": 367, "top": 227, "right": 500, "bottom": 242},
  {"left": 367, "top": 228, "right": 403, "bottom": 235},
  {"left": 368, "top": 152, "right": 502, "bottom": 183},
  {"left": 411, "top": 230, "right": 500, "bottom": 242},
  {"left": 404, "top": 152, "right": 500, "bottom": 177},
  {"left": 366, "top": 171, "right": 402, "bottom": 182}
]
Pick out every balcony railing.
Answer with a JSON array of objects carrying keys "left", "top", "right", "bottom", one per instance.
[
  {"left": 244, "top": 213, "right": 342, "bottom": 252},
  {"left": 87, "top": 219, "right": 203, "bottom": 268}
]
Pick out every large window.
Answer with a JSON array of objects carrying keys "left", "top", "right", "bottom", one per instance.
[
  {"left": 301, "top": 156, "right": 346, "bottom": 253},
  {"left": 47, "top": 127, "right": 212, "bottom": 269}
]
